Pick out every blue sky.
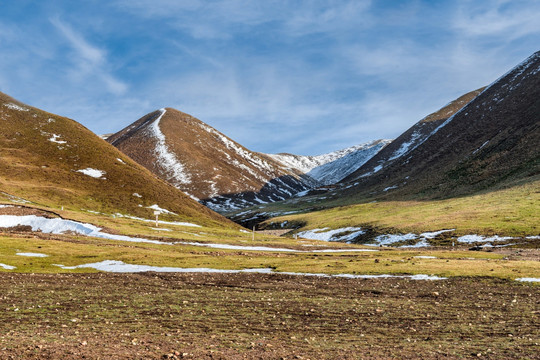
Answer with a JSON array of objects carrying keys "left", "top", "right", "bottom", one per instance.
[{"left": 1, "top": 0, "right": 539, "bottom": 155}]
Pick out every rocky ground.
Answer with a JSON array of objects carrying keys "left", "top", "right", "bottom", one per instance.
[{"left": 0, "top": 273, "right": 538, "bottom": 359}]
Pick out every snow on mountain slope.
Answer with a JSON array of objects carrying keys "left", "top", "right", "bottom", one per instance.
[
  {"left": 266, "top": 140, "right": 391, "bottom": 185},
  {"left": 108, "top": 108, "right": 316, "bottom": 212},
  {"left": 342, "top": 88, "right": 485, "bottom": 182},
  {"left": 339, "top": 50, "right": 540, "bottom": 198}
]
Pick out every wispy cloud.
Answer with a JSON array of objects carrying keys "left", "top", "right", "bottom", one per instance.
[
  {"left": 453, "top": 0, "right": 540, "bottom": 40},
  {"left": 50, "top": 17, "right": 127, "bottom": 95},
  {"left": 1, "top": 1, "right": 538, "bottom": 155}
]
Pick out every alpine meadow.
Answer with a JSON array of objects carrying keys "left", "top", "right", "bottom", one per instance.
[{"left": 0, "top": 1, "right": 538, "bottom": 359}]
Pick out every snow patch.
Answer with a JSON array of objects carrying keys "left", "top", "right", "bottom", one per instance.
[
  {"left": 77, "top": 168, "right": 105, "bottom": 179},
  {"left": 150, "top": 109, "right": 191, "bottom": 186},
  {"left": 147, "top": 204, "right": 177, "bottom": 215},
  {"left": 516, "top": 278, "right": 540, "bottom": 283},
  {"left": 114, "top": 213, "right": 201, "bottom": 228},
  {"left": 54, "top": 260, "right": 446, "bottom": 280},
  {"left": 297, "top": 227, "right": 365, "bottom": 242},
  {"left": 420, "top": 229, "right": 455, "bottom": 239},
  {"left": 0, "top": 263, "right": 16, "bottom": 270},
  {"left": 16, "top": 252, "right": 48, "bottom": 257},
  {"left": 373, "top": 233, "right": 417, "bottom": 246},
  {"left": 49, "top": 134, "right": 67, "bottom": 144},
  {"left": 0, "top": 215, "right": 171, "bottom": 245},
  {"left": 4, "top": 103, "right": 29, "bottom": 111},
  {"left": 457, "top": 235, "right": 514, "bottom": 243}
]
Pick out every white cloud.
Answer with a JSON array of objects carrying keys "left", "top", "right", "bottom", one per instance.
[
  {"left": 453, "top": 0, "right": 540, "bottom": 40},
  {"left": 50, "top": 17, "right": 127, "bottom": 95}
]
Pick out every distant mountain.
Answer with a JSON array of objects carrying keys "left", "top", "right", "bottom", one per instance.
[
  {"left": 266, "top": 140, "right": 392, "bottom": 185},
  {"left": 341, "top": 50, "right": 540, "bottom": 199},
  {"left": 107, "top": 108, "right": 316, "bottom": 212},
  {"left": 0, "top": 92, "right": 231, "bottom": 228}
]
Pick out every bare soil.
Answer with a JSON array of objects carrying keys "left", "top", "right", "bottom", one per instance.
[{"left": 0, "top": 273, "right": 538, "bottom": 359}]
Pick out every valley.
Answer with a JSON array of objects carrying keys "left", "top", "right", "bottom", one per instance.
[{"left": 0, "top": 45, "right": 538, "bottom": 359}]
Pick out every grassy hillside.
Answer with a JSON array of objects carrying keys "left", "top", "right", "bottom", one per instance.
[
  {"left": 108, "top": 108, "right": 314, "bottom": 212},
  {"left": 0, "top": 92, "right": 233, "bottom": 229},
  {"left": 258, "top": 178, "right": 539, "bottom": 238}
]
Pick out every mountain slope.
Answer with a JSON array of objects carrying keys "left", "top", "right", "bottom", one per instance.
[
  {"left": 342, "top": 88, "right": 485, "bottom": 183},
  {"left": 0, "top": 92, "right": 231, "bottom": 228},
  {"left": 231, "top": 51, "right": 540, "bottom": 239},
  {"left": 340, "top": 51, "right": 540, "bottom": 199},
  {"left": 266, "top": 140, "right": 391, "bottom": 185},
  {"left": 107, "top": 108, "right": 316, "bottom": 212}
]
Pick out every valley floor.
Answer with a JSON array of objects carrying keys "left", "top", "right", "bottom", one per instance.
[{"left": 1, "top": 273, "right": 538, "bottom": 359}]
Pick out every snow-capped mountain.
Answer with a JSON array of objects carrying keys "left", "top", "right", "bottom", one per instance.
[
  {"left": 107, "top": 108, "right": 317, "bottom": 212},
  {"left": 267, "top": 140, "right": 391, "bottom": 185}
]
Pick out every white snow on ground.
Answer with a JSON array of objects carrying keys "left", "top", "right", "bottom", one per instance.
[
  {"left": 457, "top": 235, "right": 514, "bottom": 243},
  {"left": 414, "top": 256, "right": 437, "bottom": 259},
  {"left": 54, "top": 260, "right": 446, "bottom": 280},
  {"left": 420, "top": 229, "right": 455, "bottom": 239},
  {"left": 48, "top": 134, "right": 67, "bottom": 144},
  {"left": 181, "top": 241, "right": 376, "bottom": 253},
  {"left": 150, "top": 109, "right": 191, "bottom": 185},
  {"left": 76, "top": 168, "right": 105, "bottom": 179},
  {"left": 297, "top": 227, "right": 365, "bottom": 242},
  {"left": 147, "top": 204, "right": 177, "bottom": 215},
  {"left": 151, "top": 228, "right": 172, "bottom": 231},
  {"left": 0, "top": 263, "right": 16, "bottom": 270},
  {"left": 373, "top": 233, "right": 417, "bottom": 246},
  {"left": 399, "top": 239, "right": 430, "bottom": 248},
  {"left": 0, "top": 214, "right": 377, "bottom": 253},
  {"left": 114, "top": 213, "right": 201, "bottom": 228},
  {"left": 116, "top": 158, "right": 125, "bottom": 164},
  {"left": 383, "top": 185, "right": 398, "bottom": 192},
  {"left": 526, "top": 235, "right": 540, "bottom": 239},
  {"left": 132, "top": 193, "right": 142, "bottom": 198},
  {"left": 516, "top": 278, "right": 540, "bottom": 283},
  {"left": 4, "top": 103, "right": 29, "bottom": 111},
  {"left": 16, "top": 252, "right": 48, "bottom": 257},
  {"left": 388, "top": 131, "right": 422, "bottom": 160},
  {"left": 0, "top": 215, "right": 171, "bottom": 245}
]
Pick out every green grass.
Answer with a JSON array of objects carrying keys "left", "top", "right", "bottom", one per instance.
[
  {"left": 1, "top": 233, "right": 538, "bottom": 280},
  {"left": 261, "top": 180, "right": 540, "bottom": 237}
]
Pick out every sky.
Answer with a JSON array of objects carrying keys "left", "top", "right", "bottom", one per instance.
[{"left": 0, "top": 0, "right": 539, "bottom": 155}]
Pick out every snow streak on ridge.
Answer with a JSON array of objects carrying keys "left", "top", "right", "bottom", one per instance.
[{"left": 150, "top": 109, "right": 191, "bottom": 186}]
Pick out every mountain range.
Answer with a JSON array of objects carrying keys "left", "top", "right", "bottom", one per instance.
[
  {"left": 107, "top": 109, "right": 391, "bottom": 212},
  {"left": 1, "top": 50, "right": 538, "bottom": 240}
]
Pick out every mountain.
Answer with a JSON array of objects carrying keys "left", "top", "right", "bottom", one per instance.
[
  {"left": 266, "top": 140, "right": 391, "bottom": 185},
  {"left": 107, "top": 108, "right": 316, "bottom": 212},
  {"left": 340, "top": 51, "right": 540, "bottom": 199},
  {"left": 0, "top": 92, "right": 231, "bottom": 228},
  {"left": 341, "top": 89, "right": 485, "bottom": 183}
]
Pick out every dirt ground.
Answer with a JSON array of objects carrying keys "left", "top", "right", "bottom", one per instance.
[{"left": 0, "top": 273, "right": 538, "bottom": 359}]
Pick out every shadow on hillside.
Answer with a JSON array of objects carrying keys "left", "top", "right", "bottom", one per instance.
[{"left": 200, "top": 173, "right": 319, "bottom": 224}]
